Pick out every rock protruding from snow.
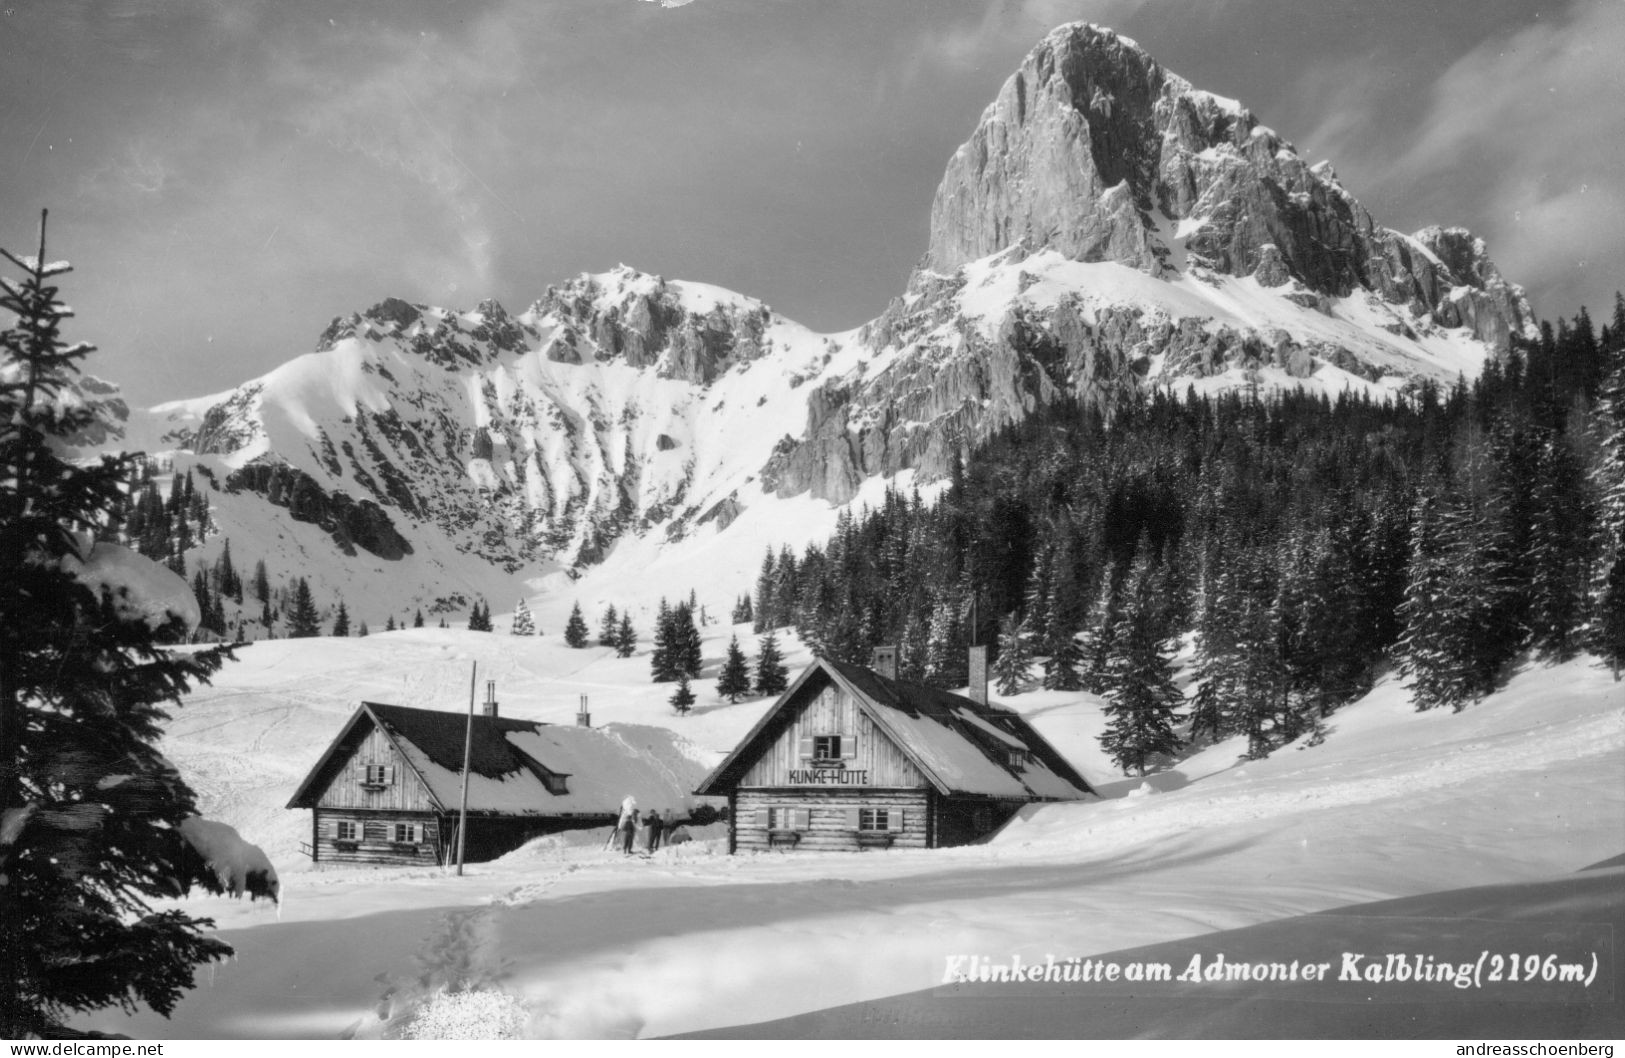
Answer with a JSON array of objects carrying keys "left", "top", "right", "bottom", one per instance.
[{"left": 533, "top": 267, "right": 775, "bottom": 384}]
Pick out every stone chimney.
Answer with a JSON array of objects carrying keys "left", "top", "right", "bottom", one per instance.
[
  {"left": 871, "top": 644, "right": 898, "bottom": 681},
  {"left": 967, "top": 645, "right": 989, "bottom": 707},
  {"left": 576, "top": 694, "right": 591, "bottom": 728},
  {"left": 482, "top": 680, "right": 499, "bottom": 719}
]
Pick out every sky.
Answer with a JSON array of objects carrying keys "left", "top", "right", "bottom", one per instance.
[{"left": 2, "top": 0, "right": 1621, "bottom": 406}]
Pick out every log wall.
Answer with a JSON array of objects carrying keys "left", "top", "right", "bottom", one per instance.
[
  {"left": 313, "top": 807, "right": 443, "bottom": 866},
  {"left": 734, "top": 787, "right": 930, "bottom": 852}
]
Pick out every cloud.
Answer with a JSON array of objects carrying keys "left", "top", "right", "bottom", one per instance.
[
  {"left": 1308, "top": 0, "right": 1625, "bottom": 316},
  {"left": 267, "top": 8, "right": 546, "bottom": 299}
]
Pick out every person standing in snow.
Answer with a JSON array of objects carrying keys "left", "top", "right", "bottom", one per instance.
[
  {"left": 620, "top": 808, "right": 638, "bottom": 854},
  {"left": 647, "top": 809, "right": 664, "bottom": 852},
  {"left": 611, "top": 799, "right": 637, "bottom": 858}
]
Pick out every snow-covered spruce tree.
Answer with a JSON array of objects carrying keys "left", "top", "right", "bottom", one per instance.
[
  {"left": 615, "top": 612, "right": 637, "bottom": 658},
  {"left": 0, "top": 215, "right": 272, "bottom": 1037},
  {"left": 669, "top": 674, "right": 696, "bottom": 716},
  {"left": 288, "top": 577, "right": 320, "bottom": 638},
  {"left": 650, "top": 598, "right": 677, "bottom": 682},
  {"left": 731, "top": 593, "right": 753, "bottom": 626},
  {"left": 1098, "top": 561, "right": 1184, "bottom": 776},
  {"left": 564, "top": 601, "right": 589, "bottom": 648},
  {"left": 1591, "top": 342, "right": 1625, "bottom": 677},
  {"left": 754, "top": 631, "right": 788, "bottom": 696},
  {"left": 1396, "top": 491, "right": 1469, "bottom": 711},
  {"left": 991, "top": 611, "right": 1031, "bottom": 695},
  {"left": 331, "top": 600, "right": 350, "bottom": 637},
  {"left": 598, "top": 603, "right": 619, "bottom": 647},
  {"left": 673, "top": 602, "right": 702, "bottom": 677},
  {"left": 510, "top": 597, "right": 535, "bottom": 636},
  {"left": 468, "top": 599, "right": 492, "bottom": 632},
  {"left": 716, "top": 634, "right": 752, "bottom": 702}
]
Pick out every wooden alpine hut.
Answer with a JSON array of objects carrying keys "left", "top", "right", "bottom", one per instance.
[
  {"left": 288, "top": 696, "right": 672, "bottom": 866},
  {"left": 695, "top": 645, "right": 1094, "bottom": 852}
]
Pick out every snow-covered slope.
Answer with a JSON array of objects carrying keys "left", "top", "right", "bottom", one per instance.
[{"left": 75, "top": 621, "right": 1622, "bottom": 1038}]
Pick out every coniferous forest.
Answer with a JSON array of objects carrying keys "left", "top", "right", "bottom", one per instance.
[{"left": 755, "top": 299, "right": 1625, "bottom": 772}]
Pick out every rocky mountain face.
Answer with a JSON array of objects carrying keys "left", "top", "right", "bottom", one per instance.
[
  {"left": 760, "top": 24, "right": 1534, "bottom": 503},
  {"left": 108, "top": 22, "right": 1540, "bottom": 608}
]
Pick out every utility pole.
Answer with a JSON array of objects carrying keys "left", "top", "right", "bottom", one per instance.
[{"left": 456, "top": 661, "right": 475, "bottom": 876}]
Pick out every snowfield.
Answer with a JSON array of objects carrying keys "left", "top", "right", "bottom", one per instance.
[{"left": 76, "top": 626, "right": 1623, "bottom": 1039}]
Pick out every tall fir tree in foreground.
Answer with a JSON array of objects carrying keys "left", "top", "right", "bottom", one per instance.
[
  {"left": 510, "top": 597, "right": 535, "bottom": 636},
  {"left": 755, "top": 631, "right": 788, "bottom": 695},
  {"left": 716, "top": 635, "right": 753, "bottom": 702},
  {"left": 564, "top": 601, "right": 589, "bottom": 647},
  {"left": 0, "top": 215, "right": 270, "bottom": 1036}
]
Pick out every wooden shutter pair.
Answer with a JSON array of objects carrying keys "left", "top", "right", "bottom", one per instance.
[
  {"left": 844, "top": 807, "right": 904, "bottom": 831},
  {"left": 754, "top": 806, "right": 809, "bottom": 830}
]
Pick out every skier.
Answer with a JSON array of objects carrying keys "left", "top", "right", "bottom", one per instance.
[
  {"left": 620, "top": 808, "right": 639, "bottom": 854},
  {"left": 646, "top": 809, "right": 665, "bottom": 853},
  {"left": 610, "top": 795, "right": 637, "bottom": 853}
]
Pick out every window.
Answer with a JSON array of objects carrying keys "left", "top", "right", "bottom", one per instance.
[
  {"left": 768, "top": 807, "right": 803, "bottom": 830},
  {"left": 335, "top": 820, "right": 359, "bottom": 841},
  {"left": 1005, "top": 748, "right": 1034, "bottom": 768},
  {"left": 362, "top": 764, "right": 394, "bottom": 787},
  {"left": 812, "top": 735, "right": 843, "bottom": 760},
  {"left": 393, "top": 822, "right": 420, "bottom": 844},
  {"left": 858, "top": 808, "right": 890, "bottom": 832}
]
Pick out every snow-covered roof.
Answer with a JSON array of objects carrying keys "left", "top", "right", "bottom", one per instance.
[
  {"left": 287, "top": 702, "right": 673, "bottom": 818},
  {"left": 696, "top": 658, "right": 1094, "bottom": 801}
]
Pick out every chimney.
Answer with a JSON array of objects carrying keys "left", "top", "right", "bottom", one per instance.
[
  {"left": 482, "top": 680, "right": 499, "bottom": 719},
  {"left": 967, "top": 645, "right": 989, "bottom": 708},
  {"left": 871, "top": 644, "right": 897, "bottom": 681},
  {"left": 576, "top": 694, "right": 591, "bottom": 728}
]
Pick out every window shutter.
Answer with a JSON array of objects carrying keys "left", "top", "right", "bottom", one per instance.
[
  {"left": 754, "top": 806, "right": 769, "bottom": 828},
  {"left": 845, "top": 807, "right": 860, "bottom": 830},
  {"left": 887, "top": 808, "right": 903, "bottom": 832},
  {"left": 385, "top": 765, "right": 396, "bottom": 785},
  {"left": 794, "top": 808, "right": 810, "bottom": 830},
  {"left": 841, "top": 734, "right": 859, "bottom": 760},
  {"left": 323, "top": 818, "right": 336, "bottom": 839},
  {"left": 797, "top": 735, "right": 814, "bottom": 760}
]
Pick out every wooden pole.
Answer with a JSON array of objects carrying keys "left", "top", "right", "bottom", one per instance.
[{"left": 456, "top": 660, "right": 476, "bottom": 876}]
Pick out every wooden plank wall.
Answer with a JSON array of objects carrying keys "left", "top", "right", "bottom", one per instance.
[
  {"left": 313, "top": 808, "right": 443, "bottom": 866},
  {"left": 739, "top": 681, "right": 927, "bottom": 788},
  {"left": 734, "top": 788, "right": 930, "bottom": 852},
  {"left": 315, "top": 726, "right": 438, "bottom": 812}
]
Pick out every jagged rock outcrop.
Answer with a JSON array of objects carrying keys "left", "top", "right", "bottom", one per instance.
[
  {"left": 924, "top": 23, "right": 1532, "bottom": 349},
  {"left": 532, "top": 267, "right": 774, "bottom": 384},
  {"left": 224, "top": 461, "right": 412, "bottom": 560},
  {"left": 757, "top": 22, "right": 1537, "bottom": 503}
]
